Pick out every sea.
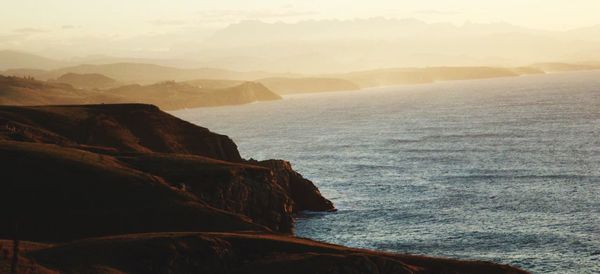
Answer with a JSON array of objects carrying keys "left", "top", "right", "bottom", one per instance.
[{"left": 172, "top": 71, "right": 600, "bottom": 273}]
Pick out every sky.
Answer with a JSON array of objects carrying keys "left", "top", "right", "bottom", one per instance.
[
  {"left": 2, "top": 0, "right": 600, "bottom": 61},
  {"left": 3, "top": 0, "right": 600, "bottom": 34}
]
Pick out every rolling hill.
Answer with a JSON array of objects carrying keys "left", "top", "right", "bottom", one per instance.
[
  {"left": 49, "top": 73, "right": 120, "bottom": 89},
  {"left": 3, "top": 62, "right": 296, "bottom": 84},
  {"left": 0, "top": 75, "right": 281, "bottom": 110},
  {"left": 0, "top": 50, "right": 68, "bottom": 70}
]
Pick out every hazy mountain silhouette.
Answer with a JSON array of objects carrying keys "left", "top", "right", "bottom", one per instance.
[
  {"left": 49, "top": 73, "right": 120, "bottom": 89},
  {"left": 0, "top": 50, "right": 68, "bottom": 70},
  {"left": 2, "top": 63, "right": 297, "bottom": 84},
  {"left": 4, "top": 19, "right": 600, "bottom": 74},
  {"left": 187, "top": 18, "right": 600, "bottom": 73}
]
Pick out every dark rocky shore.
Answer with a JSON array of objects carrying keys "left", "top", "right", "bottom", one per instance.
[{"left": 0, "top": 104, "right": 527, "bottom": 273}]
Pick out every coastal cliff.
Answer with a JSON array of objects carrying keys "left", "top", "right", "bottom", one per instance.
[
  {"left": 0, "top": 104, "right": 332, "bottom": 234},
  {"left": 0, "top": 104, "right": 527, "bottom": 273}
]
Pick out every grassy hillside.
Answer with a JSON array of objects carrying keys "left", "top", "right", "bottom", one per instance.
[
  {"left": 1, "top": 232, "right": 527, "bottom": 274},
  {"left": 0, "top": 75, "right": 281, "bottom": 110},
  {"left": 102, "top": 81, "right": 281, "bottom": 110},
  {"left": 49, "top": 73, "right": 120, "bottom": 89},
  {"left": 0, "top": 75, "right": 103, "bottom": 105}
]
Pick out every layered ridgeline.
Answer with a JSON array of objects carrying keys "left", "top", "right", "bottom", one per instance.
[
  {"left": 0, "top": 104, "right": 527, "bottom": 274},
  {"left": 0, "top": 75, "right": 280, "bottom": 110},
  {"left": 48, "top": 73, "right": 121, "bottom": 89},
  {"left": 3, "top": 52, "right": 600, "bottom": 97},
  {"left": 186, "top": 77, "right": 362, "bottom": 95},
  {"left": 6, "top": 67, "right": 547, "bottom": 102},
  {"left": 332, "top": 66, "right": 546, "bottom": 88}
]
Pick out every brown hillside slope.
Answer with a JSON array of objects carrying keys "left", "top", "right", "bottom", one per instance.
[
  {"left": 49, "top": 73, "right": 120, "bottom": 89},
  {"left": 0, "top": 232, "right": 527, "bottom": 274},
  {"left": 0, "top": 141, "right": 263, "bottom": 242},
  {"left": 0, "top": 75, "right": 104, "bottom": 106},
  {"left": 0, "top": 103, "right": 242, "bottom": 161},
  {"left": 0, "top": 75, "right": 281, "bottom": 110},
  {"left": 102, "top": 81, "right": 281, "bottom": 110}
]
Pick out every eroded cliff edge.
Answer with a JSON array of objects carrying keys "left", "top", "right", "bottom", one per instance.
[
  {"left": 0, "top": 104, "right": 527, "bottom": 274},
  {"left": 0, "top": 104, "right": 333, "bottom": 235}
]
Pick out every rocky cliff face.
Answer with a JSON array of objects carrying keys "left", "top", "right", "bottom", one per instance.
[
  {"left": 0, "top": 104, "right": 333, "bottom": 236},
  {"left": 0, "top": 141, "right": 264, "bottom": 242},
  {"left": 256, "top": 160, "right": 335, "bottom": 212},
  {"left": 119, "top": 153, "right": 296, "bottom": 232}
]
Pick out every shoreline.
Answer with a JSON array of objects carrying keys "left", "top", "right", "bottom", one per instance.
[{"left": 0, "top": 103, "right": 528, "bottom": 273}]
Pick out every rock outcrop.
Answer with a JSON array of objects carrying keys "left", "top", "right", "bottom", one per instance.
[
  {"left": 256, "top": 160, "right": 335, "bottom": 212},
  {"left": 118, "top": 153, "right": 296, "bottom": 232},
  {"left": 0, "top": 141, "right": 263, "bottom": 242},
  {"left": 0, "top": 104, "right": 332, "bottom": 236}
]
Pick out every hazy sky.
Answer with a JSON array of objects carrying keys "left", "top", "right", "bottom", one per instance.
[
  {"left": 3, "top": 0, "right": 600, "bottom": 34},
  {"left": 2, "top": 0, "right": 600, "bottom": 60}
]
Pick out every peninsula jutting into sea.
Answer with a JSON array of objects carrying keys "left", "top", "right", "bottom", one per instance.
[{"left": 2, "top": 1, "right": 600, "bottom": 273}]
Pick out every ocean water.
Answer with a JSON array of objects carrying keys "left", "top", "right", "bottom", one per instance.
[{"left": 172, "top": 71, "right": 600, "bottom": 273}]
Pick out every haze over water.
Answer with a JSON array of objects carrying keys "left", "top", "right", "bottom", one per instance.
[{"left": 173, "top": 71, "right": 600, "bottom": 274}]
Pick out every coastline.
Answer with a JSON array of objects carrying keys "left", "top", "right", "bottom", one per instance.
[{"left": 0, "top": 103, "right": 528, "bottom": 273}]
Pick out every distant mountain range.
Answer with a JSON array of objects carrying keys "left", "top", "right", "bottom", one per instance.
[
  {"left": 4, "top": 19, "right": 600, "bottom": 74},
  {"left": 48, "top": 73, "right": 120, "bottom": 89},
  {"left": 195, "top": 19, "right": 600, "bottom": 72},
  {"left": 0, "top": 55, "right": 301, "bottom": 84},
  {"left": 2, "top": 46, "right": 600, "bottom": 105},
  {"left": 0, "top": 50, "right": 68, "bottom": 70}
]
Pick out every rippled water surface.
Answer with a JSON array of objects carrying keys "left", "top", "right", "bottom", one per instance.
[{"left": 173, "top": 72, "right": 600, "bottom": 273}]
